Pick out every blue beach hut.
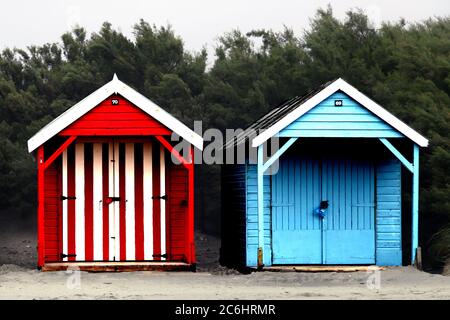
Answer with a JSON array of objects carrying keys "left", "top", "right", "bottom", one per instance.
[{"left": 221, "top": 78, "right": 428, "bottom": 268}]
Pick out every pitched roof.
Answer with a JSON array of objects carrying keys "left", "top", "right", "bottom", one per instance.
[
  {"left": 227, "top": 78, "right": 428, "bottom": 148},
  {"left": 224, "top": 80, "right": 335, "bottom": 148},
  {"left": 27, "top": 74, "right": 203, "bottom": 152}
]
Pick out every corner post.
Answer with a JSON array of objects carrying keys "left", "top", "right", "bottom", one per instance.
[
  {"left": 188, "top": 145, "right": 195, "bottom": 265},
  {"left": 37, "top": 145, "right": 45, "bottom": 268},
  {"left": 257, "top": 144, "right": 264, "bottom": 267},
  {"left": 412, "top": 144, "right": 420, "bottom": 264}
]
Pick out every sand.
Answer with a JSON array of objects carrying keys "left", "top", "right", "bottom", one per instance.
[
  {"left": 0, "top": 212, "right": 449, "bottom": 300},
  {"left": 0, "top": 263, "right": 449, "bottom": 299}
]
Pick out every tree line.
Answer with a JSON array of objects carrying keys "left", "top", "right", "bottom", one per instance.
[{"left": 0, "top": 7, "right": 449, "bottom": 268}]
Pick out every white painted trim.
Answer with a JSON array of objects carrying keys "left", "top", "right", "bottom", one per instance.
[
  {"left": 125, "top": 143, "right": 135, "bottom": 260},
  {"left": 108, "top": 142, "right": 115, "bottom": 261},
  {"left": 62, "top": 150, "right": 68, "bottom": 262},
  {"left": 160, "top": 145, "right": 166, "bottom": 260},
  {"left": 27, "top": 74, "right": 203, "bottom": 152},
  {"left": 113, "top": 141, "right": 121, "bottom": 261},
  {"left": 75, "top": 143, "right": 85, "bottom": 261},
  {"left": 251, "top": 78, "right": 428, "bottom": 148},
  {"left": 92, "top": 143, "right": 103, "bottom": 260},
  {"left": 143, "top": 142, "right": 153, "bottom": 260}
]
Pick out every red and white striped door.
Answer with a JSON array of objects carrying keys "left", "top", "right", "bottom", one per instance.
[{"left": 61, "top": 140, "right": 167, "bottom": 261}]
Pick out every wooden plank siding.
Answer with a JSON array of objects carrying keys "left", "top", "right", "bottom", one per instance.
[
  {"left": 376, "top": 159, "right": 402, "bottom": 265},
  {"left": 167, "top": 162, "right": 188, "bottom": 262},
  {"left": 44, "top": 161, "right": 61, "bottom": 261},
  {"left": 60, "top": 94, "right": 171, "bottom": 136},
  {"left": 246, "top": 164, "right": 272, "bottom": 267},
  {"left": 277, "top": 92, "right": 404, "bottom": 138}
]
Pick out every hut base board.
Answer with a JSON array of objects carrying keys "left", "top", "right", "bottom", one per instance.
[
  {"left": 41, "top": 261, "right": 194, "bottom": 272},
  {"left": 263, "top": 265, "right": 385, "bottom": 272}
]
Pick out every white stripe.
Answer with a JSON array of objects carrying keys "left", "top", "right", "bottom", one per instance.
[
  {"left": 160, "top": 145, "right": 166, "bottom": 260},
  {"left": 62, "top": 150, "right": 68, "bottom": 262},
  {"left": 143, "top": 142, "right": 153, "bottom": 260},
  {"left": 113, "top": 141, "right": 120, "bottom": 261},
  {"left": 108, "top": 142, "right": 115, "bottom": 261},
  {"left": 75, "top": 143, "right": 85, "bottom": 261},
  {"left": 93, "top": 143, "right": 103, "bottom": 260},
  {"left": 125, "top": 143, "right": 135, "bottom": 260}
]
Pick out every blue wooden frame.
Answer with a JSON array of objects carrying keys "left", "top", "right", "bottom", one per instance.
[
  {"left": 379, "top": 138, "right": 413, "bottom": 173},
  {"left": 378, "top": 138, "right": 420, "bottom": 264},
  {"left": 257, "top": 137, "right": 298, "bottom": 266},
  {"left": 412, "top": 144, "right": 419, "bottom": 263},
  {"left": 257, "top": 145, "right": 264, "bottom": 266},
  {"left": 256, "top": 139, "right": 422, "bottom": 266}
]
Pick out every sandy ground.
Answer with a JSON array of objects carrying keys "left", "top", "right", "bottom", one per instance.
[{"left": 0, "top": 213, "right": 449, "bottom": 300}]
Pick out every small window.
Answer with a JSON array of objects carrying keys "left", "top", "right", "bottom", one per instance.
[
  {"left": 111, "top": 99, "right": 119, "bottom": 105},
  {"left": 334, "top": 99, "right": 343, "bottom": 107}
]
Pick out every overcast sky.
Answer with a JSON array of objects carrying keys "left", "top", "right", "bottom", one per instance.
[{"left": 0, "top": 0, "right": 449, "bottom": 58}]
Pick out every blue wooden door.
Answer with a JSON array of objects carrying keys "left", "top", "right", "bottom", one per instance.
[
  {"left": 271, "top": 157, "right": 322, "bottom": 264},
  {"left": 271, "top": 156, "right": 375, "bottom": 264},
  {"left": 321, "top": 158, "right": 375, "bottom": 264}
]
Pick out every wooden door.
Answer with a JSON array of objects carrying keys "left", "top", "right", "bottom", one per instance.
[
  {"left": 60, "top": 139, "right": 168, "bottom": 261},
  {"left": 271, "top": 155, "right": 375, "bottom": 264}
]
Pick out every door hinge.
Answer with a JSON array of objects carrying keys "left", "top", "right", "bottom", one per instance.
[
  {"left": 152, "top": 195, "right": 167, "bottom": 200},
  {"left": 61, "top": 195, "right": 76, "bottom": 201},
  {"left": 152, "top": 253, "right": 168, "bottom": 258},
  {"left": 60, "top": 253, "right": 77, "bottom": 259}
]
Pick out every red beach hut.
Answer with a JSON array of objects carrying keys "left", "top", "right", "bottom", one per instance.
[{"left": 27, "top": 74, "right": 203, "bottom": 271}]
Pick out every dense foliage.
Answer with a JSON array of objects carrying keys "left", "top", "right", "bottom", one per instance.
[{"left": 0, "top": 7, "right": 448, "bottom": 267}]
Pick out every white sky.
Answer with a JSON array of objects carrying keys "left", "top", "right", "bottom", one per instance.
[{"left": 0, "top": 0, "right": 449, "bottom": 58}]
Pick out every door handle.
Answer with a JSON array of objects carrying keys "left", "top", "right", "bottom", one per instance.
[
  {"left": 316, "top": 200, "right": 329, "bottom": 219},
  {"left": 105, "top": 197, "right": 120, "bottom": 205}
]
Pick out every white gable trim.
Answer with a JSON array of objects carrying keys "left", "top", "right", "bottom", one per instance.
[
  {"left": 252, "top": 78, "right": 429, "bottom": 147},
  {"left": 27, "top": 74, "right": 203, "bottom": 152}
]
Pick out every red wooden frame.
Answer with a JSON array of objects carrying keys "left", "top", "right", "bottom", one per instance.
[
  {"left": 43, "top": 136, "right": 76, "bottom": 170},
  {"left": 156, "top": 136, "right": 195, "bottom": 264},
  {"left": 37, "top": 136, "right": 77, "bottom": 268},
  {"left": 37, "top": 146, "right": 45, "bottom": 267},
  {"left": 155, "top": 135, "right": 192, "bottom": 168},
  {"left": 37, "top": 134, "right": 196, "bottom": 267},
  {"left": 187, "top": 147, "right": 195, "bottom": 264}
]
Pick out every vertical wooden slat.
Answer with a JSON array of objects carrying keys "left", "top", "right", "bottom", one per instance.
[
  {"left": 125, "top": 143, "right": 135, "bottom": 260},
  {"left": 84, "top": 143, "right": 94, "bottom": 261},
  {"left": 257, "top": 145, "right": 264, "bottom": 267},
  {"left": 412, "top": 144, "right": 419, "bottom": 263},
  {"left": 75, "top": 143, "right": 85, "bottom": 261},
  {"left": 37, "top": 146, "right": 45, "bottom": 267},
  {"left": 143, "top": 142, "right": 153, "bottom": 260},
  {"left": 67, "top": 145, "right": 76, "bottom": 261},
  {"left": 134, "top": 143, "right": 144, "bottom": 261},
  {"left": 62, "top": 150, "right": 68, "bottom": 261},
  {"left": 110, "top": 141, "right": 118, "bottom": 260},
  {"left": 160, "top": 145, "right": 166, "bottom": 260},
  {"left": 152, "top": 142, "right": 161, "bottom": 260},
  {"left": 119, "top": 143, "right": 126, "bottom": 261},
  {"left": 102, "top": 143, "right": 110, "bottom": 261},
  {"left": 93, "top": 143, "right": 103, "bottom": 260},
  {"left": 188, "top": 146, "right": 195, "bottom": 264}
]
